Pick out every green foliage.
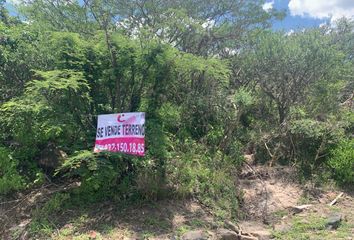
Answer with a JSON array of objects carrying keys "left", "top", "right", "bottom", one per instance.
[
  {"left": 134, "top": 161, "right": 166, "bottom": 201},
  {"left": 56, "top": 151, "right": 126, "bottom": 203},
  {"left": 0, "top": 69, "right": 91, "bottom": 161},
  {"left": 0, "top": 147, "right": 23, "bottom": 195},
  {"left": 234, "top": 87, "right": 255, "bottom": 108},
  {"left": 328, "top": 139, "right": 354, "bottom": 185},
  {"left": 0, "top": 21, "right": 52, "bottom": 103},
  {"left": 49, "top": 32, "right": 86, "bottom": 70},
  {"left": 289, "top": 119, "right": 344, "bottom": 142},
  {"left": 288, "top": 119, "right": 345, "bottom": 177},
  {"left": 39, "top": 192, "right": 70, "bottom": 216},
  {"left": 29, "top": 192, "right": 70, "bottom": 238},
  {"left": 239, "top": 30, "right": 345, "bottom": 123},
  {"left": 1, "top": 1, "right": 354, "bottom": 227},
  {"left": 167, "top": 139, "right": 243, "bottom": 219},
  {"left": 19, "top": 0, "right": 96, "bottom": 33},
  {"left": 158, "top": 102, "right": 182, "bottom": 133},
  {"left": 272, "top": 213, "right": 354, "bottom": 239}
]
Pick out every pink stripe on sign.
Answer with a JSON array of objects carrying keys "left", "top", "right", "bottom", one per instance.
[{"left": 94, "top": 137, "right": 145, "bottom": 156}]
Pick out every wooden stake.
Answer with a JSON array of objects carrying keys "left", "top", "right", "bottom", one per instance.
[{"left": 329, "top": 192, "right": 344, "bottom": 206}]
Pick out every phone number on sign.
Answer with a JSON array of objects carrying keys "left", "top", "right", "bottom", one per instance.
[{"left": 96, "top": 143, "right": 144, "bottom": 154}]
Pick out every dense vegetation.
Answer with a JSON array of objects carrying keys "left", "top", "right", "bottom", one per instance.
[{"left": 0, "top": 0, "right": 353, "bottom": 236}]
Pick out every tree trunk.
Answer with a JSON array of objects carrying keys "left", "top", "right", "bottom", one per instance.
[{"left": 278, "top": 104, "right": 287, "bottom": 124}]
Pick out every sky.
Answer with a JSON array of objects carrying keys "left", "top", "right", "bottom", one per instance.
[
  {"left": 266, "top": 0, "right": 354, "bottom": 31},
  {"left": 5, "top": 0, "right": 354, "bottom": 31}
]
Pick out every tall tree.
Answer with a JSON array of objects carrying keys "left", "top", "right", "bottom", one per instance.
[
  {"left": 114, "top": 0, "right": 284, "bottom": 56},
  {"left": 0, "top": 21, "right": 53, "bottom": 103},
  {"left": 18, "top": 0, "right": 284, "bottom": 56},
  {"left": 237, "top": 30, "right": 345, "bottom": 124}
]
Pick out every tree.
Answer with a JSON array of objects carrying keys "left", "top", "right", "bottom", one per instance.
[
  {"left": 237, "top": 30, "right": 345, "bottom": 124},
  {"left": 0, "top": 69, "right": 92, "bottom": 162},
  {"left": 0, "top": 21, "right": 53, "bottom": 103},
  {"left": 327, "top": 18, "right": 354, "bottom": 105},
  {"left": 18, "top": 0, "right": 284, "bottom": 56},
  {"left": 18, "top": 0, "right": 97, "bottom": 33},
  {"left": 114, "top": 0, "right": 284, "bottom": 56}
]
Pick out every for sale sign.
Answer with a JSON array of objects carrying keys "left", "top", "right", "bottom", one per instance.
[{"left": 94, "top": 112, "right": 145, "bottom": 156}]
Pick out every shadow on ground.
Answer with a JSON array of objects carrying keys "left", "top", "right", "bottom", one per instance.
[{"left": 1, "top": 187, "right": 216, "bottom": 240}]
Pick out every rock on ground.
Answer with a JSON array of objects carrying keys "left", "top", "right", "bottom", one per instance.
[
  {"left": 217, "top": 228, "right": 238, "bottom": 240},
  {"left": 326, "top": 213, "right": 342, "bottom": 230}
]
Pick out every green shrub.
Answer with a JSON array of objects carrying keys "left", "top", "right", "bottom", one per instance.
[
  {"left": 0, "top": 147, "right": 24, "bottom": 195},
  {"left": 57, "top": 151, "right": 118, "bottom": 202},
  {"left": 289, "top": 119, "right": 344, "bottom": 159},
  {"left": 56, "top": 150, "right": 131, "bottom": 203},
  {"left": 134, "top": 159, "right": 168, "bottom": 201},
  {"left": 167, "top": 139, "right": 243, "bottom": 219},
  {"left": 328, "top": 139, "right": 354, "bottom": 185},
  {"left": 158, "top": 102, "right": 182, "bottom": 133},
  {"left": 288, "top": 119, "right": 345, "bottom": 177},
  {"left": 0, "top": 70, "right": 92, "bottom": 163}
]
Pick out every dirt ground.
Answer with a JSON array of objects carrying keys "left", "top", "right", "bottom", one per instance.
[
  {"left": 1, "top": 164, "right": 353, "bottom": 240},
  {"left": 238, "top": 164, "right": 354, "bottom": 239}
]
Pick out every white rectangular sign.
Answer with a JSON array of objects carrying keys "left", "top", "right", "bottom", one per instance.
[{"left": 94, "top": 112, "right": 145, "bottom": 156}]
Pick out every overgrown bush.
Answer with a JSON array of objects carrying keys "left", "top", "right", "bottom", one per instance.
[
  {"left": 134, "top": 157, "right": 169, "bottom": 201},
  {"left": 288, "top": 119, "right": 347, "bottom": 178},
  {"left": 56, "top": 151, "right": 137, "bottom": 203},
  {"left": 2, "top": 3, "right": 354, "bottom": 229},
  {"left": 0, "top": 70, "right": 92, "bottom": 162},
  {"left": 0, "top": 147, "right": 23, "bottom": 195},
  {"left": 167, "top": 138, "right": 243, "bottom": 219},
  {"left": 56, "top": 135, "right": 244, "bottom": 220},
  {"left": 328, "top": 139, "right": 354, "bottom": 185},
  {"left": 291, "top": 119, "right": 343, "bottom": 152},
  {"left": 253, "top": 118, "right": 348, "bottom": 180}
]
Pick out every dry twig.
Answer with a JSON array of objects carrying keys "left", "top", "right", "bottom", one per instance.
[{"left": 328, "top": 192, "right": 344, "bottom": 206}]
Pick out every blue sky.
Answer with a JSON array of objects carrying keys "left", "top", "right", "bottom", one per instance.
[
  {"left": 4, "top": 2, "right": 16, "bottom": 15},
  {"left": 5, "top": 0, "right": 354, "bottom": 32},
  {"left": 268, "top": 0, "right": 354, "bottom": 31},
  {"left": 271, "top": 0, "right": 325, "bottom": 30}
]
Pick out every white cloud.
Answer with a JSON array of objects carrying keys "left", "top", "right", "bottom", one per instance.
[
  {"left": 262, "top": 1, "right": 275, "bottom": 12},
  {"left": 285, "top": 29, "right": 294, "bottom": 36},
  {"left": 202, "top": 19, "right": 216, "bottom": 29},
  {"left": 289, "top": 0, "right": 354, "bottom": 22},
  {"left": 8, "top": 0, "right": 21, "bottom": 4},
  {"left": 319, "top": 22, "right": 328, "bottom": 28}
]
